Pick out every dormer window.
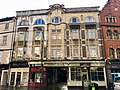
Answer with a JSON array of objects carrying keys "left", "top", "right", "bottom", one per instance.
[
  {"left": 70, "top": 17, "right": 79, "bottom": 23},
  {"left": 52, "top": 17, "right": 62, "bottom": 24},
  {"left": 34, "top": 19, "right": 45, "bottom": 25},
  {"left": 105, "top": 16, "right": 116, "bottom": 23}
]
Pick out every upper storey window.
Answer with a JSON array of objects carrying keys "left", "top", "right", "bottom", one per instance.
[
  {"left": 105, "top": 16, "right": 116, "bottom": 23},
  {"left": 5, "top": 23, "right": 9, "bottom": 30},
  {"left": 34, "top": 19, "right": 45, "bottom": 25},
  {"left": 106, "top": 30, "right": 112, "bottom": 39},
  {"left": 19, "top": 20, "right": 29, "bottom": 26},
  {"left": 84, "top": 17, "right": 95, "bottom": 22},
  {"left": 70, "top": 17, "right": 79, "bottom": 23},
  {"left": 52, "top": 17, "right": 62, "bottom": 24}
]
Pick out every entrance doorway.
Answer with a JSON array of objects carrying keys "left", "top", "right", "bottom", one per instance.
[
  {"left": 81, "top": 68, "right": 89, "bottom": 87},
  {"left": 16, "top": 72, "right": 21, "bottom": 86}
]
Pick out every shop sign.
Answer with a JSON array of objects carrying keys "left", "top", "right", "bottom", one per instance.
[{"left": 80, "top": 63, "right": 90, "bottom": 68}]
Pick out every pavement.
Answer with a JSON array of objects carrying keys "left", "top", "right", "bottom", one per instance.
[{"left": 0, "top": 86, "right": 116, "bottom": 90}]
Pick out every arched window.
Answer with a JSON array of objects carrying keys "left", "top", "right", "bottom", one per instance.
[
  {"left": 109, "top": 48, "right": 115, "bottom": 59},
  {"left": 84, "top": 17, "right": 95, "bottom": 22},
  {"left": 34, "top": 19, "right": 45, "bottom": 25},
  {"left": 19, "top": 20, "right": 29, "bottom": 26},
  {"left": 52, "top": 17, "right": 62, "bottom": 24},
  {"left": 116, "top": 48, "right": 120, "bottom": 58},
  {"left": 106, "top": 30, "right": 112, "bottom": 39},
  {"left": 70, "top": 17, "right": 79, "bottom": 23},
  {"left": 113, "top": 30, "right": 119, "bottom": 39}
]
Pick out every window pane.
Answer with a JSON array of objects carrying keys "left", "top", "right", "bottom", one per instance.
[
  {"left": 22, "top": 72, "right": 28, "bottom": 83},
  {"left": 30, "top": 72, "right": 35, "bottom": 83},
  {"left": 19, "top": 32, "right": 24, "bottom": 41},
  {"left": 3, "top": 36, "right": 7, "bottom": 45},
  {"left": 34, "top": 47, "right": 40, "bottom": 59},
  {"left": 35, "top": 31, "right": 40, "bottom": 40},
  {"left": 17, "top": 48, "right": 23, "bottom": 58},
  {"left": 88, "top": 30, "right": 95, "bottom": 39},
  {"left": 89, "top": 45, "right": 97, "bottom": 57},
  {"left": 5, "top": 23, "right": 9, "bottom": 29}
]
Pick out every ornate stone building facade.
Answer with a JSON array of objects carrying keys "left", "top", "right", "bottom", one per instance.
[{"left": 7, "top": 4, "right": 107, "bottom": 89}]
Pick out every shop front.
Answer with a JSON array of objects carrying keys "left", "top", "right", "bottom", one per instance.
[
  {"left": 9, "top": 61, "right": 29, "bottom": 86},
  {"left": 28, "top": 63, "right": 47, "bottom": 87}
]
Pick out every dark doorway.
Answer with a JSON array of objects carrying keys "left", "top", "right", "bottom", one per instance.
[{"left": 57, "top": 68, "right": 67, "bottom": 83}]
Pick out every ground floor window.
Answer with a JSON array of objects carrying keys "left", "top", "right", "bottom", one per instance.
[
  {"left": 22, "top": 72, "right": 28, "bottom": 83},
  {"left": 90, "top": 67, "right": 104, "bottom": 81},
  {"left": 71, "top": 67, "right": 81, "bottom": 81},
  {"left": 29, "top": 72, "right": 43, "bottom": 83}
]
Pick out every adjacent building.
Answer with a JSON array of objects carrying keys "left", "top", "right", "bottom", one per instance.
[
  {"left": 100, "top": 0, "right": 120, "bottom": 88},
  {"left": 0, "top": 17, "right": 16, "bottom": 86}
]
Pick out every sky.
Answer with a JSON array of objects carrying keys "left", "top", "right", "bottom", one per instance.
[{"left": 0, "top": 0, "right": 108, "bottom": 18}]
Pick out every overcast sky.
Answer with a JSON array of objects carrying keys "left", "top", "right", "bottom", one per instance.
[{"left": 0, "top": 0, "right": 108, "bottom": 18}]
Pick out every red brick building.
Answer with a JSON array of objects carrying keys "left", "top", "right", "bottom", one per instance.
[{"left": 100, "top": 0, "right": 120, "bottom": 88}]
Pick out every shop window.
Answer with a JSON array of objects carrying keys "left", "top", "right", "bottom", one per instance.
[
  {"left": 52, "top": 17, "right": 62, "bottom": 24},
  {"left": 22, "top": 72, "right": 28, "bottom": 83},
  {"left": 34, "top": 19, "right": 45, "bottom": 25},
  {"left": 113, "top": 30, "right": 119, "bottom": 39},
  {"left": 2, "top": 35, "right": 7, "bottom": 45},
  {"left": 84, "top": 17, "right": 96, "bottom": 22},
  {"left": 116, "top": 48, "right": 120, "bottom": 58},
  {"left": 70, "top": 17, "right": 79, "bottom": 23},
  {"left": 71, "top": 67, "right": 81, "bottom": 81},
  {"left": 90, "top": 67, "right": 104, "bottom": 81},
  {"left": 109, "top": 48, "right": 115, "bottom": 59},
  {"left": 89, "top": 45, "right": 97, "bottom": 57},
  {"left": 29, "top": 72, "right": 43, "bottom": 83},
  {"left": 10, "top": 72, "right": 15, "bottom": 85},
  {"left": 5, "top": 23, "right": 9, "bottom": 30},
  {"left": 88, "top": 29, "right": 95, "bottom": 39},
  {"left": 30, "top": 72, "right": 35, "bottom": 83},
  {"left": 106, "top": 30, "right": 112, "bottom": 39}
]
